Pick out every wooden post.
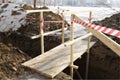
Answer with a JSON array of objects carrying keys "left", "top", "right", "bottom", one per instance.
[
  {"left": 70, "top": 14, "right": 74, "bottom": 79},
  {"left": 40, "top": 12, "right": 44, "bottom": 54},
  {"left": 34, "top": 0, "right": 37, "bottom": 8},
  {"left": 62, "top": 11, "right": 65, "bottom": 43},
  {"left": 85, "top": 11, "right": 92, "bottom": 80}
]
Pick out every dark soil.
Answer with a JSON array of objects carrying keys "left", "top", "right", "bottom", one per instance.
[
  {"left": 0, "top": 5, "right": 68, "bottom": 79},
  {"left": 76, "top": 13, "right": 120, "bottom": 79},
  {"left": 0, "top": 42, "right": 31, "bottom": 79},
  {"left": 93, "top": 13, "right": 120, "bottom": 44}
]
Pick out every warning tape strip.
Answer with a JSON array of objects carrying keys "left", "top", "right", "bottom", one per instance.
[
  {"left": 73, "top": 19, "right": 120, "bottom": 38},
  {"left": 44, "top": 21, "right": 63, "bottom": 23}
]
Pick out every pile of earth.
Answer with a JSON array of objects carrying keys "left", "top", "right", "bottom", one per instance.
[
  {"left": 0, "top": 3, "right": 69, "bottom": 80},
  {"left": 0, "top": 3, "right": 69, "bottom": 57},
  {"left": 77, "top": 13, "right": 120, "bottom": 79},
  {"left": 0, "top": 42, "right": 31, "bottom": 79},
  {"left": 93, "top": 13, "right": 120, "bottom": 44}
]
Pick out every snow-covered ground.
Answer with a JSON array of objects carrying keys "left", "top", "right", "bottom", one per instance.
[
  {"left": 49, "top": 6, "right": 120, "bottom": 21},
  {"left": 49, "top": 6, "right": 120, "bottom": 38},
  {"left": 0, "top": 3, "right": 120, "bottom": 36},
  {"left": 0, "top": 3, "right": 26, "bottom": 32}
]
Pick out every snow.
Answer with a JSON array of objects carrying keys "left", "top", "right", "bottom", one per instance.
[
  {"left": 0, "top": 3, "right": 120, "bottom": 34},
  {"left": 49, "top": 6, "right": 120, "bottom": 38},
  {"left": 0, "top": 3, "right": 26, "bottom": 32},
  {"left": 49, "top": 6, "right": 120, "bottom": 21}
]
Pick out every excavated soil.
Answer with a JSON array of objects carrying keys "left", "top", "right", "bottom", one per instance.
[
  {"left": 0, "top": 5, "right": 69, "bottom": 80},
  {"left": 77, "top": 13, "right": 120, "bottom": 79},
  {"left": 0, "top": 42, "right": 31, "bottom": 79}
]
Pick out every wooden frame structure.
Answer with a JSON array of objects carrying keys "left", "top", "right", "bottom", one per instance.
[
  {"left": 26, "top": 9, "right": 65, "bottom": 54},
  {"left": 23, "top": 9, "right": 95, "bottom": 79},
  {"left": 23, "top": 9, "right": 120, "bottom": 80},
  {"left": 73, "top": 14, "right": 120, "bottom": 57}
]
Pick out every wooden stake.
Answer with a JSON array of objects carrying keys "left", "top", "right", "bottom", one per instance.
[
  {"left": 62, "top": 11, "right": 65, "bottom": 43},
  {"left": 70, "top": 14, "right": 74, "bottom": 79},
  {"left": 85, "top": 11, "right": 92, "bottom": 80},
  {"left": 40, "top": 12, "right": 44, "bottom": 54},
  {"left": 43, "top": 0, "right": 46, "bottom": 6}
]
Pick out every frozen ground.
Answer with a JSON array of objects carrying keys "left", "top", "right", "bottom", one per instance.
[{"left": 0, "top": 3, "right": 26, "bottom": 32}]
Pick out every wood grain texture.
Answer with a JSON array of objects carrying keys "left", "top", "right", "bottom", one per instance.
[{"left": 22, "top": 39, "right": 95, "bottom": 78}]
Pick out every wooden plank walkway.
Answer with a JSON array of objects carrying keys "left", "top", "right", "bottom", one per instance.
[{"left": 22, "top": 39, "right": 95, "bottom": 78}]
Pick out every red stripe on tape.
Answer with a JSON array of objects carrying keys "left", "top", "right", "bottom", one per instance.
[
  {"left": 115, "top": 31, "right": 120, "bottom": 37},
  {"left": 71, "top": 21, "right": 73, "bottom": 24},
  {"left": 96, "top": 26, "right": 102, "bottom": 31},
  {"left": 101, "top": 28, "right": 108, "bottom": 33},
  {"left": 73, "top": 20, "right": 120, "bottom": 38},
  {"left": 107, "top": 29, "right": 115, "bottom": 34},
  {"left": 40, "top": 18, "right": 44, "bottom": 22}
]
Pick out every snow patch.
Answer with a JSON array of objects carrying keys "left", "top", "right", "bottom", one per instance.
[{"left": 0, "top": 3, "right": 27, "bottom": 32}]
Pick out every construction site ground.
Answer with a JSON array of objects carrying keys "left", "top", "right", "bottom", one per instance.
[{"left": 0, "top": 3, "right": 120, "bottom": 80}]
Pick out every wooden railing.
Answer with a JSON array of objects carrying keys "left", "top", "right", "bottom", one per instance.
[
  {"left": 26, "top": 9, "right": 65, "bottom": 54},
  {"left": 26, "top": 9, "right": 120, "bottom": 80}
]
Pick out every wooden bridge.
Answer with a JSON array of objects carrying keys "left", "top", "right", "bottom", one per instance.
[{"left": 22, "top": 9, "right": 120, "bottom": 79}]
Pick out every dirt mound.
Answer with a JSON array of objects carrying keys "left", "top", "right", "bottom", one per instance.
[
  {"left": 0, "top": 43, "right": 31, "bottom": 79},
  {"left": 0, "top": 4, "right": 69, "bottom": 79},
  {"left": 18, "top": 7, "right": 69, "bottom": 34},
  {"left": 93, "top": 13, "right": 120, "bottom": 44},
  {"left": 84, "top": 13, "right": 120, "bottom": 79}
]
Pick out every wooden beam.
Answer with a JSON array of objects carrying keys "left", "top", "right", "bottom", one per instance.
[
  {"left": 73, "top": 14, "right": 120, "bottom": 56},
  {"left": 64, "top": 33, "right": 92, "bottom": 47},
  {"left": 40, "top": 12, "right": 44, "bottom": 54},
  {"left": 62, "top": 12, "right": 65, "bottom": 43},
  {"left": 70, "top": 65, "right": 79, "bottom": 70},
  {"left": 70, "top": 14, "right": 74, "bottom": 79},
  {"left": 26, "top": 9, "right": 51, "bottom": 13},
  {"left": 85, "top": 11, "right": 92, "bottom": 80},
  {"left": 31, "top": 29, "right": 64, "bottom": 39},
  {"left": 44, "top": 29, "right": 62, "bottom": 36}
]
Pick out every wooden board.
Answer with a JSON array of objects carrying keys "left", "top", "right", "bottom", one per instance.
[
  {"left": 26, "top": 9, "right": 51, "bottom": 13},
  {"left": 22, "top": 39, "right": 95, "bottom": 78},
  {"left": 20, "top": 72, "right": 71, "bottom": 80},
  {"left": 73, "top": 14, "right": 120, "bottom": 56}
]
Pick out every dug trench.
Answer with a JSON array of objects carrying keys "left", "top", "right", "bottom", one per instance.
[{"left": 0, "top": 7, "right": 120, "bottom": 79}]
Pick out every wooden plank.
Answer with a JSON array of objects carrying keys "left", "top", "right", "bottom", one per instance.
[
  {"left": 26, "top": 9, "right": 51, "bottom": 13},
  {"left": 31, "top": 29, "right": 62, "bottom": 39},
  {"left": 22, "top": 40, "right": 95, "bottom": 78},
  {"left": 31, "top": 28, "right": 67, "bottom": 39},
  {"left": 73, "top": 14, "right": 120, "bottom": 56},
  {"left": 87, "top": 28, "right": 120, "bottom": 56},
  {"left": 64, "top": 33, "right": 92, "bottom": 47}
]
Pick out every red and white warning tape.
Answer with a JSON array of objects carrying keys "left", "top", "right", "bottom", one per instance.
[
  {"left": 40, "top": 18, "right": 44, "bottom": 33},
  {"left": 44, "top": 21, "right": 63, "bottom": 23},
  {"left": 73, "top": 19, "right": 120, "bottom": 38}
]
